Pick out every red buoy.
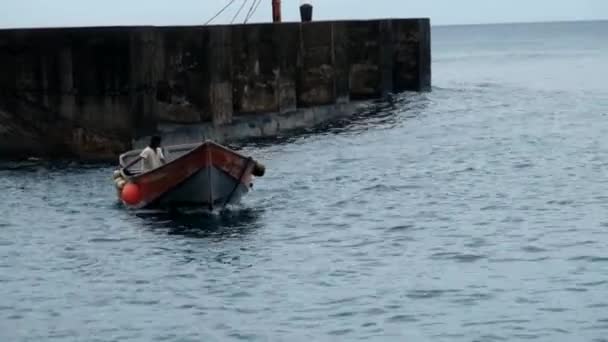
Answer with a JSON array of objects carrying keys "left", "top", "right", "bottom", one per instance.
[{"left": 121, "top": 183, "right": 141, "bottom": 205}]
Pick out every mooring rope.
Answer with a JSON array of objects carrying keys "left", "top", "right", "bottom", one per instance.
[
  {"left": 231, "top": 0, "right": 250, "bottom": 23},
  {"left": 244, "top": 0, "right": 263, "bottom": 23},
  {"left": 204, "top": 0, "right": 237, "bottom": 25}
]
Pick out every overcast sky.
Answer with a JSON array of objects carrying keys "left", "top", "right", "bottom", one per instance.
[{"left": 1, "top": 0, "right": 606, "bottom": 29}]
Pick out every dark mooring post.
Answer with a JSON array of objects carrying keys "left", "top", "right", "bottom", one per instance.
[
  {"left": 300, "top": 1, "right": 313, "bottom": 22},
  {"left": 272, "top": 0, "right": 281, "bottom": 22}
]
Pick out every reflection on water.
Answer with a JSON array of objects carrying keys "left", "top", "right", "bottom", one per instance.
[
  {"left": 133, "top": 207, "right": 264, "bottom": 239},
  {"left": 233, "top": 93, "right": 431, "bottom": 151}
]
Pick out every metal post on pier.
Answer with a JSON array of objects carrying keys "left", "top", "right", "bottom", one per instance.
[
  {"left": 300, "top": 1, "right": 313, "bottom": 22},
  {"left": 272, "top": 0, "right": 281, "bottom": 22}
]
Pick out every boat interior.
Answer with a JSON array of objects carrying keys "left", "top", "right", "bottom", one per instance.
[{"left": 119, "top": 142, "right": 202, "bottom": 176}]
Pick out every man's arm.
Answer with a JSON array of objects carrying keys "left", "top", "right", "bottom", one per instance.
[
  {"left": 159, "top": 148, "right": 167, "bottom": 164},
  {"left": 122, "top": 155, "right": 143, "bottom": 170},
  {"left": 123, "top": 149, "right": 148, "bottom": 170}
]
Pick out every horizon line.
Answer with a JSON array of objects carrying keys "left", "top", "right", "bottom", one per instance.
[
  {"left": 0, "top": 18, "right": 606, "bottom": 31},
  {"left": 433, "top": 18, "right": 607, "bottom": 27}
]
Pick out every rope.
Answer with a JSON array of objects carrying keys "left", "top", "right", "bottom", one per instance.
[
  {"left": 243, "top": 0, "right": 258, "bottom": 23},
  {"left": 231, "top": 0, "right": 250, "bottom": 23},
  {"left": 244, "top": 0, "right": 263, "bottom": 23},
  {"left": 204, "top": 0, "right": 237, "bottom": 25}
]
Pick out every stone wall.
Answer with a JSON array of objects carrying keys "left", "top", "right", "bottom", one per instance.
[{"left": 0, "top": 19, "right": 431, "bottom": 160}]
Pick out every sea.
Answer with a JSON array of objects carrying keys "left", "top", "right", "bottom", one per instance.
[{"left": 1, "top": 21, "right": 608, "bottom": 341}]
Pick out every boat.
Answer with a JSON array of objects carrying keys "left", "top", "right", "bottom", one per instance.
[{"left": 112, "top": 140, "right": 265, "bottom": 210}]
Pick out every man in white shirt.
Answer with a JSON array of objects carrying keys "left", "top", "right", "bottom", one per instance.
[
  {"left": 123, "top": 135, "right": 166, "bottom": 173},
  {"left": 139, "top": 136, "right": 166, "bottom": 171}
]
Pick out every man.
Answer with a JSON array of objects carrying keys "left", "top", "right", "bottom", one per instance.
[
  {"left": 139, "top": 135, "right": 166, "bottom": 171},
  {"left": 123, "top": 136, "right": 166, "bottom": 173}
]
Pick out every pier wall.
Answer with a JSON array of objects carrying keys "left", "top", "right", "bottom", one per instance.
[{"left": 0, "top": 19, "right": 431, "bottom": 160}]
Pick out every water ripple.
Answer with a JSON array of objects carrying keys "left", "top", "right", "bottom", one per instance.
[{"left": 3, "top": 22, "right": 608, "bottom": 341}]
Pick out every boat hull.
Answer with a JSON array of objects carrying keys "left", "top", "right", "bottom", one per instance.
[
  {"left": 151, "top": 166, "right": 251, "bottom": 209},
  {"left": 116, "top": 141, "right": 259, "bottom": 210}
]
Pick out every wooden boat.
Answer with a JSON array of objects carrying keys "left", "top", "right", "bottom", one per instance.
[{"left": 113, "top": 140, "right": 265, "bottom": 210}]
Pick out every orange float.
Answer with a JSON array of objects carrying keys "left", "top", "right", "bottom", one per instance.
[{"left": 121, "top": 183, "right": 141, "bottom": 205}]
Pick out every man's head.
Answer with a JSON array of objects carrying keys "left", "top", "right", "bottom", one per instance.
[{"left": 149, "top": 136, "right": 162, "bottom": 149}]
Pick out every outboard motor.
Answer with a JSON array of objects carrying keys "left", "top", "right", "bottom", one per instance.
[{"left": 300, "top": 1, "right": 313, "bottom": 22}]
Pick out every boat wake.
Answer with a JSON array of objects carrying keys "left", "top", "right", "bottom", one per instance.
[{"left": 133, "top": 206, "right": 264, "bottom": 239}]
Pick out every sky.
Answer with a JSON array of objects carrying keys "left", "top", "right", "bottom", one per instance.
[{"left": 0, "top": 0, "right": 606, "bottom": 29}]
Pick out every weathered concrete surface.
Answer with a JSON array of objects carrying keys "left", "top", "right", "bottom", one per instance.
[
  {"left": 0, "top": 19, "right": 431, "bottom": 160},
  {"left": 134, "top": 101, "right": 371, "bottom": 149}
]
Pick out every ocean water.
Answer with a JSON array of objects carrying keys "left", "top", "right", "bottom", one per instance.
[{"left": 2, "top": 21, "right": 608, "bottom": 341}]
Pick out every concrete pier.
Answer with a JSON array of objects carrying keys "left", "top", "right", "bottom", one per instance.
[{"left": 0, "top": 19, "right": 431, "bottom": 160}]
